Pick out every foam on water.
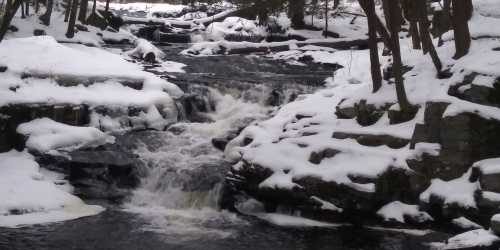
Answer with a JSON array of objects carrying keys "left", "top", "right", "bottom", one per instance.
[{"left": 123, "top": 87, "right": 271, "bottom": 240}]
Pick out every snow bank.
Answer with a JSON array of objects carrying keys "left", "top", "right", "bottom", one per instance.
[
  {"left": 0, "top": 150, "right": 104, "bottom": 228},
  {"left": 420, "top": 170, "right": 480, "bottom": 209},
  {"left": 17, "top": 118, "right": 115, "bottom": 154},
  {"left": 376, "top": 201, "right": 433, "bottom": 224},
  {"left": 9, "top": 8, "right": 134, "bottom": 46},
  {"left": 205, "top": 17, "right": 267, "bottom": 41},
  {"left": 126, "top": 38, "right": 165, "bottom": 62},
  {"left": 443, "top": 229, "right": 499, "bottom": 250},
  {"left": 0, "top": 36, "right": 181, "bottom": 96},
  {"left": 255, "top": 213, "right": 345, "bottom": 228}
]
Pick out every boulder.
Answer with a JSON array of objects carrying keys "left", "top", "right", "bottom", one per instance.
[{"left": 33, "top": 29, "right": 47, "bottom": 36}]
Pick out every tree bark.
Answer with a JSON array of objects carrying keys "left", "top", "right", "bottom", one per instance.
[
  {"left": 324, "top": 0, "right": 328, "bottom": 38},
  {"left": 359, "top": 0, "right": 382, "bottom": 93},
  {"left": 91, "top": 0, "right": 96, "bottom": 13},
  {"left": 382, "top": 0, "right": 412, "bottom": 112},
  {"left": 409, "top": 21, "right": 420, "bottom": 49},
  {"left": 0, "top": 0, "right": 23, "bottom": 42},
  {"left": 64, "top": 0, "right": 71, "bottom": 22},
  {"left": 39, "top": 0, "right": 53, "bottom": 26},
  {"left": 104, "top": 0, "right": 110, "bottom": 16},
  {"left": 416, "top": 0, "right": 442, "bottom": 74},
  {"left": 20, "top": 1, "right": 25, "bottom": 18},
  {"left": 451, "top": 0, "right": 472, "bottom": 59},
  {"left": 25, "top": 0, "right": 29, "bottom": 16},
  {"left": 78, "top": 0, "right": 87, "bottom": 23},
  {"left": 65, "top": 0, "right": 79, "bottom": 38}
]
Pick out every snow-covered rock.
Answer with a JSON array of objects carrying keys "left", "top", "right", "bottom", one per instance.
[
  {"left": 17, "top": 118, "right": 115, "bottom": 154},
  {"left": 376, "top": 201, "right": 433, "bottom": 224},
  {"left": 442, "top": 229, "right": 499, "bottom": 250},
  {"left": 126, "top": 38, "right": 165, "bottom": 63},
  {"left": 0, "top": 150, "right": 104, "bottom": 228}
]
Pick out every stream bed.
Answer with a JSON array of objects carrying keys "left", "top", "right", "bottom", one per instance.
[{"left": 0, "top": 43, "right": 450, "bottom": 250}]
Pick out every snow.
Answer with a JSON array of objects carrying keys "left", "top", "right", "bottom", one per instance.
[
  {"left": 420, "top": 170, "right": 480, "bottom": 209},
  {"left": 0, "top": 150, "right": 104, "bottom": 228},
  {"left": 311, "top": 196, "right": 343, "bottom": 212},
  {"left": 452, "top": 217, "right": 483, "bottom": 230},
  {"left": 376, "top": 201, "right": 433, "bottom": 224},
  {"left": 204, "top": 17, "right": 267, "bottom": 41},
  {"left": 17, "top": 118, "right": 115, "bottom": 154},
  {"left": 254, "top": 213, "right": 345, "bottom": 228},
  {"left": 0, "top": 36, "right": 182, "bottom": 96},
  {"left": 8, "top": 7, "right": 134, "bottom": 46},
  {"left": 443, "top": 229, "right": 499, "bottom": 250},
  {"left": 126, "top": 38, "right": 165, "bottom": 61},
  {"left": 473, "top": 158, "right": 500, "bottom": 175}
]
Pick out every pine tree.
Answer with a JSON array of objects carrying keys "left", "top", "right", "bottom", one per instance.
[{"left": 358, "top": 0, "right": 382, "bottom": 92}]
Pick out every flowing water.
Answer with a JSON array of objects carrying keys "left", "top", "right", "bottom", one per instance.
[{"left": 0, "top": 44, "right": 450, "bottom": 250}]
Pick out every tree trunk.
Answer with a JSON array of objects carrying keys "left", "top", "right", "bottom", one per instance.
[
  {"left": 91, "top": 0, "right": 95, "bottom": 13},
  {"left": 451, "top": 0, "right": 472, "bottom": 59},
  {"left": 35, "top": 0, "right": 39, "bottom": 13},
  {"left": 409, "top": 21, "right": 421, "bottom": 49},
  {"left": 20, "top": 1, "right": 25, "bottom": 18},
  {"left": 324, "top": 0, "right": 328, "bottom": 38},
  {"left": 0, "top": 0, "right": 23, "bottom": 42},
  {"left": 25, "top": 0, "right": 29, "bottom": 16},
  {"left": 64, "top": 0, "right": 71, "bottom": 22},
  {"left": 78, "top": 0, "right": 87, "bottom": 23},
  {"left": 417, "top": 0, "right": 442, "bottom": 74},
  {"left": 39, "top": 0, "right": 53, "bottom": 26},
  {"left": 65, "top": 0, "right": 78, "bottom": 38},
  {"left": 104, "top": 0, "right": 110, "bottom": 16},
  {"left": 359, "top": 0, "right": 382, "bottom": 93},
  {"left": 383, "top": 0, "right": 412, "bottom": 112}
]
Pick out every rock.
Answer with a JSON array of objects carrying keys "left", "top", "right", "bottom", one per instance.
[
  {"left": 387, "top": 106, "right": 419, "bottom": 125},
  {"left": 87, "top": 12, "right": 108, "bottom": 30},
  {"left": 8, "top": 25, "right": 18, "bottom": 32},
  {"left": 143, "top": 52, "right": 156, "bottom": 64},
  {"left": 333, "top": 132, "right": 410, "bottom": 149},
  {"left": 33, "top": 29, "right": 47, "bottom": 36},
  {"left": 0, "top": 65, "right": 7, "bottom": 72},
  {"left": 75, "top": 24, "right": 89, "bottom": 32},
  {"left": 491, "top": 214, "right": 500, "bottom": 236},
  {"left": 355, "top": 100, "right": 387, "bottom": 126},
  {"left": 308, "top": 148, "right": 340, "bottom": 164}
]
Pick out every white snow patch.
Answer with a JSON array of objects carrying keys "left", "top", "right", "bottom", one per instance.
[
  {"left": 17, "top": 118, "right": 115, "bottom": 154},
  {"left": 0, "top": 150, "right": 104, "bottom": 228},
  {"left": 376, "top": 201, "right": 433, "bottom": 224}
]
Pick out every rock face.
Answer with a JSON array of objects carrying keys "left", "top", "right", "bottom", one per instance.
[{"left": 224, "top": 71, "right": 500, "bottom": 229}]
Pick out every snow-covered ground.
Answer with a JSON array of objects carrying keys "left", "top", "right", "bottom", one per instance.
[
  {"left": 225, "top": 0, "right": 500, "bottom": 216},
  {"left": 0, "top": 150, "right": 104, "bottom": 228},
  {"left": 8, "top": 5, "right": 134, "bottom": 46}
]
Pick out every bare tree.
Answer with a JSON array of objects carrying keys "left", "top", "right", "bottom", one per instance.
[
  {"left": 358, "top": 0, "right": 382, "bottom": 92},
  {"left": 39, "top": 0, "right": 53, "bottom": 25},
  {"left": 451, "top": 0, "right": 472, "bottom": 59},
  {"left": 65, "top": 0, "right": 79, "bottom": 38},
  {"left": 0, "top": 0, "right": 23, "bottom": 42},
  {"left": 78, "top": 0, "right": 87, "bottom": 23},
  {"left": 382, "top": 0, "right": 413, "bottom": 112}
]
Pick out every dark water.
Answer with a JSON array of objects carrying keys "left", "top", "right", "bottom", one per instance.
[
  {"left": 0, "top": 43, "right": 450, "bottom": 250},
  {"left": 0, "top": 206, "right": 448, "bottom": 250}
]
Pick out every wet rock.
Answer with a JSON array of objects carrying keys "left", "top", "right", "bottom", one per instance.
[
  {"left": 87, "top": 12, "right": 108, "bottom": 30},
  {"left": 39, "top": 148, "right": 140, "bottom": 201},
  {"left": 33, "top": 29, "right": 47, "bottom": 36},
  {"left": 143, "top": 52, "right": 157, "bottom": 64}
]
